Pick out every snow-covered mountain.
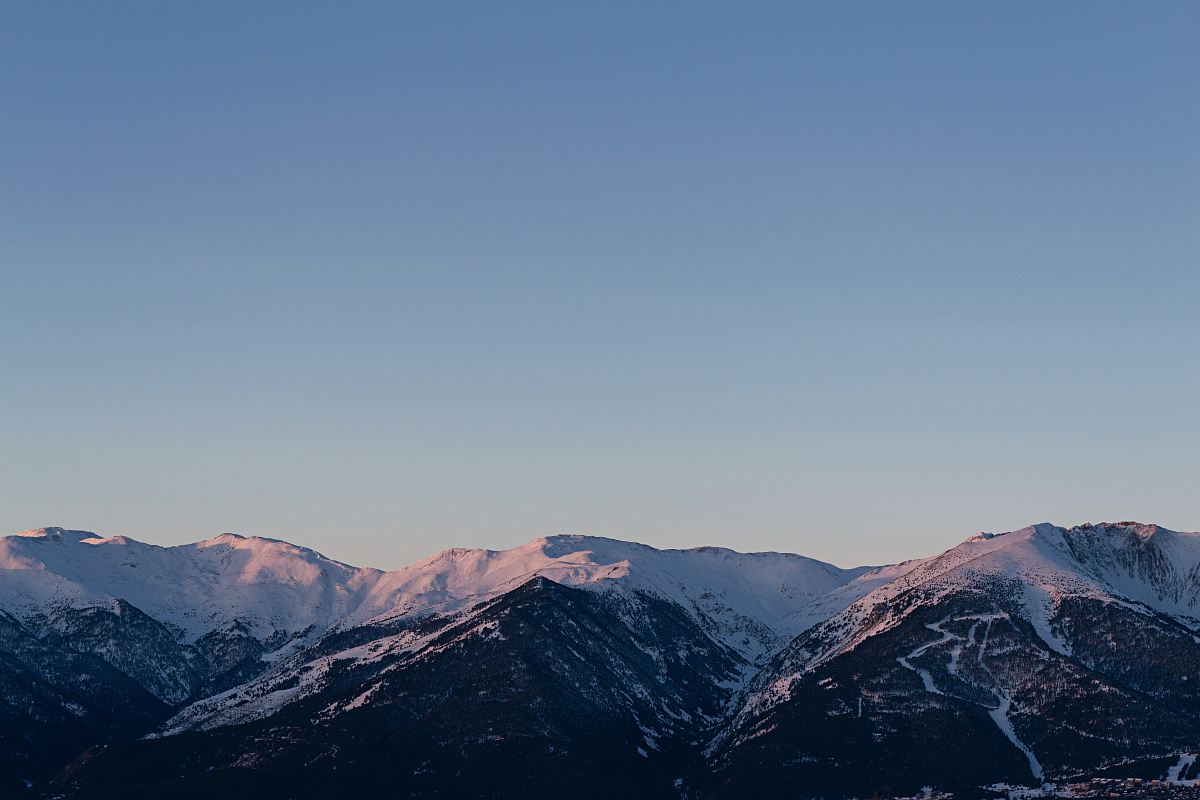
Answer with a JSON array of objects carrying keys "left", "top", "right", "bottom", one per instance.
[
  {"left": 0, "top": 527, "right": 375, "bottom": 647},
  {"left": 141, "top": 534, "right": 876, "bottom": 735},
  {"left": 0, "top": 527, "right": 870, "bottom": 664},
  {"left": 709, "top": 522, "right": 1200, "bottom": 797},
  {"left": 6, "top": 521, "right": 1200, "bottom": 799},
  {"left": 0, "top": 524, "right": 877, "bottom": 795},
  {"left": 347, "top": 534, "right": 878, "bottom": 658}
]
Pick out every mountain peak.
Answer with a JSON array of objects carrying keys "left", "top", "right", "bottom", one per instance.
[
  {"left": 1090, "top": 520, "right": 1166, "bottom": 537},
  {"left": 12, "top": 526, "right": 97, "bottom": 540},
  {"left": 1060, "top": 520, "right": 1167, "bottom": 535}
]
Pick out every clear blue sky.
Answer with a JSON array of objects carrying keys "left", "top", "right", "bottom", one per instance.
[{"left": 2, "top": 1, "right": 1197, "bottom": 569}]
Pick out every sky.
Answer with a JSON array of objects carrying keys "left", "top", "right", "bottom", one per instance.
[{"left": 2, "top": 1, "right": 1198, "bottom": 570}]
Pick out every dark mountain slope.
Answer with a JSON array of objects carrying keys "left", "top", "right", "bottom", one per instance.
[{"left": 52, "top": 578, "right": 746, "bottom": 799}]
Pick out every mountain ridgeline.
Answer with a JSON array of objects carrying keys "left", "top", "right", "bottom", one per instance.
[{"left": 2, "top": 522, "right": 1200, "bottom": 798}]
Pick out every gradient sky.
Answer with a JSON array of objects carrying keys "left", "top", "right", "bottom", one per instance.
[{"left": 2, "top": 1, "right": 1198, "bottom": 570}]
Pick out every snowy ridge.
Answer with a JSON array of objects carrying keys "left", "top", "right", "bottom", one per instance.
[
  {"left": 0, "top": 527, "right": 377, "bottom": 653},
  {"left": 728, "top": 521, "right": 1200, "bottom": 745},
  {"left": 7, "top": 521, "right": 1196, "bottom": 668},
  {"left": 0, "top": 528, "right": 873, "bottom": 665},
  {"left": 351, "top": 534, "right": 874, "bottom": 660}
]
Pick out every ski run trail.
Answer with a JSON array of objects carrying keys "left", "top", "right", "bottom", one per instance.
[{"left": 896, "top": 614, "right": 1044, "bottom": 782}]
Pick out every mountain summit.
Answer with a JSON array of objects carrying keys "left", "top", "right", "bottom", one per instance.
[{"left": 711, "top": 521, "right": 1200, "bottom": 796}]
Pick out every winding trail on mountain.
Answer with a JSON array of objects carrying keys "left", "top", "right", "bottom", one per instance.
[
  {"left": 895, "top": 614, "right": 1044, "bottom": 782},
  {"left": 895, "top": 621, "right": 955, "bottom": 695}
]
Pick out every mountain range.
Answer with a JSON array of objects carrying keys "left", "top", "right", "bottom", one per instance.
[{"left": 2, "top": 522, "right": 1199, "bottom": 798}]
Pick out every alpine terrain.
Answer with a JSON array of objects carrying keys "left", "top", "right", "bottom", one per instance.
[{"left": 2, "top": 522, "right": 1199, "bottom": 798}]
